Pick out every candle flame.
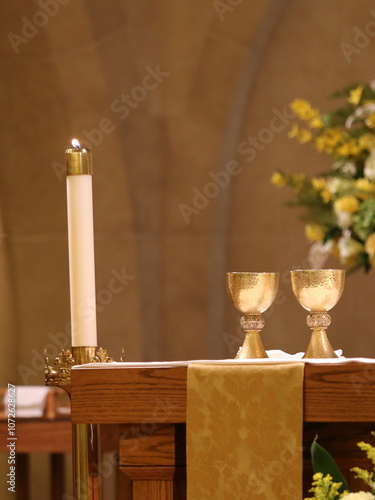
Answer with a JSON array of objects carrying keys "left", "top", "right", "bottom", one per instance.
[{"left": 72, "top": 138, "right": 81, "bottom": 149}]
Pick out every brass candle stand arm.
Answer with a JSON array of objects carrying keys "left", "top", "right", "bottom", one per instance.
[{"left": 44, "top": 346, "right": 125, "bottom": 500}]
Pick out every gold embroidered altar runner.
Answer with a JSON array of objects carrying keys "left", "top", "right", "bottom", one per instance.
[{"left": 187, "top": 363, "right": 304, "bottom": 500}]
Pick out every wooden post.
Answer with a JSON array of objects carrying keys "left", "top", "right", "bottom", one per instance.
[
  {"left": 16, "top": 454, "right": 29, "bottom": 500},
  {"left": 119, "top": 424, "right": 185, "bottom": 500},
  {"left": 51, "top": 453, "right": 65, "bottom": 500}
]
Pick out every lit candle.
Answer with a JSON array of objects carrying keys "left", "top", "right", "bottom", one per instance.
[{"left": 65, "top": 139, "right": 97, "bottom": 347}]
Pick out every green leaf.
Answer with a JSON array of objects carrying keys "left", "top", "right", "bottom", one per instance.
[
  {"left": 320, "top": 106, "right": 355, "bottom": 128},
  {"left": 311, "top": 438, "right": 350, "bottom": 494}
]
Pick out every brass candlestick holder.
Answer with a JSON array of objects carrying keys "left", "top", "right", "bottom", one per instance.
[
  {"left": 291, "top": 269, "right": 345, "bottom": 358},
  {"left": 226, "top": 272, "right": 279, "bottom": 359},
  {"left": 45, "top": 346, "right": 125, "bottom": 388},
  {"left": 45, "top": 346, "right": 125, "bottom": 500}
]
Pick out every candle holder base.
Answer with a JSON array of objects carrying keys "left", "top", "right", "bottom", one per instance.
[{"left": 44, "top": 346, "right": 125, "bottom": 387}]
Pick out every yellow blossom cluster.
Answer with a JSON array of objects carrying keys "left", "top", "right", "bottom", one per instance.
[
  {"left": 311, "top": 177, "right": 331, "bottom": 203},
  {"left": 290, "top": 99, "right": 323, "bottom": 128},
  {"left": 314, "top": 128, "right": 345, "bottom": 154},
  {"left": 305, "top": 224, "right": 326, "bottom": 242},
  {"left": 271, "top": 172, "right": 286, "bottom": 187},
  {"left": 355, "top": 178, "right": 375, "bottom": 200},
  {"left": 333, "top": 195, "right": 359, "bottom": 214},
  {"left": 288, "top": 124, "right": 312, "bottom": 143},
  {"left": 288, "top": 95, "right": 373, "bottom": 158},
  {"left": 359, "top": 133, "right": 375, "bottom": 151},
  {"left": 336, "top": 138, "right": 362, "bottom": 157},
  {"left": 365, "top": 114, "right": 375, "bottom": 129},
  {"left": 365, "top": 233, "right": 375, "bottom": 256},
  {"left": 271, "top": 84, "right": 375, "bottom": 274},
  {"left": 348, "top": 84, "right": 364, "bottom": 105},
  {"left": 312, "top": 177, "right": 326, "bottom": 191},
  {"left": 307, "top": 472, "right": 343, "bottom": 500}
]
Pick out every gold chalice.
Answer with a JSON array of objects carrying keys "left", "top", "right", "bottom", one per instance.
[
  {"left": 226, "top": 272, "right": 279, "bottom": 359},
  {"left": 290, "top": 269, "right": 345, "bottom": 358}
]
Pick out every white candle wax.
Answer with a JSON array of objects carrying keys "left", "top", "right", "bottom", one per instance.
[{"left": 66, "top": 142, "right": 97, "bottom": 346}]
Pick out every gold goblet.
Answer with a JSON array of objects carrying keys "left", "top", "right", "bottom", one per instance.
[
  {"left": 290, "top": 269, "right": 345, "bottom": 358},
  {"left": 226, "top": 272, "right": 279, "bottom": 359}
]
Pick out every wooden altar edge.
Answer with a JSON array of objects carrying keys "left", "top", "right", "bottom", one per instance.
[{"left": 70, "top": 362, "right": 375, "bottom": 424}]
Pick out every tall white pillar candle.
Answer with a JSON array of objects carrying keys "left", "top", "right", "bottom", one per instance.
[{"left": 65, "top": 139, "right": 97, "bottom": 346}]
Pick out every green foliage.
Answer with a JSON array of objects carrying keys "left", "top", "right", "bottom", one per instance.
[
  {"left": 321, "top": 107, "right": 355, "bottom": 129},
  {"left": 328, "top": 83, "right": 375, "bottom": 101},
  {"left": 311, "top": 438, "right": 349, "bottom": 495},
  {"left": 306, "top": 432, "right": 375, "bottom": 499},
  {"left": 353, "top": 199, "right": 375, "bottom": 240}
]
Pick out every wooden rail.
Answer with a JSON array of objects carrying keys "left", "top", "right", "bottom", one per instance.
[{"left": 70, "top": 362, "right": 375, "bottom": 499}]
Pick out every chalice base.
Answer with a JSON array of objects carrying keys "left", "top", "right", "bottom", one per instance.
[
  {"left": 303, "top": 329, "right": 338, "bottom": 359},
  {"left": 235, "top": 331, "right": 268, "bottom": 359}
]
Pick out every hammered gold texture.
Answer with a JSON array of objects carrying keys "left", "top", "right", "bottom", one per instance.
[
  {"left": 235, "top": 332, "right": 268, "bottom": 359},
  {"left": 187, "top": 363, "right": 304, "bottom": 500},
  {"left": 290, "top": 269, "right": 345, "bottom": 312},
  {"left": 226, "top": 272, "right": 279, "bottom": 314},
  {"left": 304, "top": 329, "right": 337, "bottom": 358}
]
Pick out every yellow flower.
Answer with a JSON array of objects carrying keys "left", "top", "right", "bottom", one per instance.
[
  {"left": 288, "top": 124, "right": 312, "bottom": 143},
  {"left": 271, "top": 172, "right": 286, "bottom": 187},
  {"left": 359, "top": 133, "right": 375, "bottom": 151},
  {"left": 336, "top": 139, "right": 361, "bottom": 157},
  {"left": 312, "top": 177, "right": 331, "bottom": 203},
  {"left": 321, "top": 188, "right": 331, "bottom": 203},
  {"left": 355, "top": 178, "right": 375, "bottom": 199},
  {"left": 334, "top": 195, "right": 360, "bottom": 214},
  {"left": 290, "top": 99, "right": 317, "bottom": 120},
  {"left": 288, "top": 123, "right": 299, "bottom": 139},
  {"left": 297, "top": 128, "right": 312, "bottom": 143},
  {"left": 309, "top": 115, "right": 324, "bottom": 128},
  {"left": 348, "top": 84, "right": 364, "bottom": 105},
  {"left": 365, "top": 233, "right": 375, "bottom": 256},
  {"left": 312, "top": 177, "right": 326, "bottom": 191},
  {"left": 314, "top": 128, "right": 344, "bottom": 154},
  {"left": 365, "top": 114, "right": 375, "bottom": 129},
  {"left": 305, "top": 224, "right": 326, "bottom": 242}
]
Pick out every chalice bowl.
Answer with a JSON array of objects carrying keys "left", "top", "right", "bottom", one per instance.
[
  {"left": 226, "top": 272, "right": 279, "bottom": 359},
  {"left": 291, "top": 269, "right": 345, "bottom": 358}
]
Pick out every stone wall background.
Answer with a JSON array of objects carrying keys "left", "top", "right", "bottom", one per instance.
[{"left": 1, "top": 1, "right": 375, "bottom": 498}]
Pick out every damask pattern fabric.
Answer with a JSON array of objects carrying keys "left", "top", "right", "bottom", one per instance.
[{"left": 187, "top": 363, "right": 304, "bottom": 499}]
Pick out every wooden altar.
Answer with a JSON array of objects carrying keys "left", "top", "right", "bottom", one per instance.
[{"left": 70, "top": 362, "right": 375, "bottom": 499}]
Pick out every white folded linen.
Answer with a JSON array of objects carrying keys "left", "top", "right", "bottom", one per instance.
[
  {"left": 73, "top": 350, "right": 375, "bottom": 370},
  {"left": 3, "top": 386, "right": 49, "bottom": 418}
]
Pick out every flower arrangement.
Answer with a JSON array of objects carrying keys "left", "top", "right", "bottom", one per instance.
[
  {"left": 307, "top": 432, "right": 375, "bottom": 500},
  {"left": 271, "top": 82, "right": 375, "bottom": 274}
]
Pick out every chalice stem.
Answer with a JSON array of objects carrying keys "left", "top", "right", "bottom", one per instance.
[
  {"left": 235, "top": 330, "right": 268, "bottom": 359},
  {"left": 303, "top": 328, "right": 337, "bottom": 359}
]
